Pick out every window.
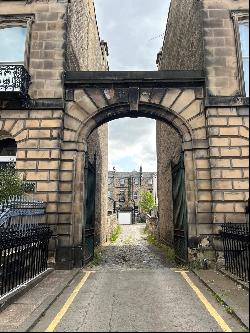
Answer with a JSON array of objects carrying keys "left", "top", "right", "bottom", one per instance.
[
  {"left": 108, "top": 177, "right": 112, "bottom": 185},
  {"left": 119, "top": 189, "right": 125, "bottom": 202},
  {"left": 0, "top": 27, "right": 27, "bottom": 64},
  {"left": 134, "top": 178, "right": 139, "bottom": 185},
  {"left": 232, "top": 12, "right": 249, "bottom": 97},
  {"left": 239, "top": 21, "right": 249, "bottom": 97},
  {"left": 0, "top": 138, "right": 17, "bottom": 164},
  {"left": 120, "top": 178, "right": 125, "bottom": 186},
  {"left": 134, "top": 192, "right": 138, "bottom": 200},
  {"left": 148, "top": 178, "right": 153, "bottom": 185}
]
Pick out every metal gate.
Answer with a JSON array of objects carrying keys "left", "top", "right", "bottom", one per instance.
[
  {"left": 83, "top": 154, "right": 96, "bottom": 264},
  {"left": 172, "top": 153, "right": 188, "bottom": 263}
]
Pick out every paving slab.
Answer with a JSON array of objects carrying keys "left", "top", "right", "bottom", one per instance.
[
  {"left": 0, "top": 269, "right": 80, "bottom": 332},
  {"left": 193, "top": 269, "right": 249, "bottom": 329}
]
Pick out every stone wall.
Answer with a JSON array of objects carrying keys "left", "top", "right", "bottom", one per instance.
[
  {"left": 0, "top": 0, "right": 67, "bottom": 99},
  {"left": 0, "top": 109, "right": 63, "bottom": 232},
  {"left": 106, "top": 213, "right": 118, "bottom": 244},
  {"left": 156, "top": 123, "right": 182, "bottom": 245},
  {"left": 0, "top": 0, "right": 109, "bottom": 267},
  {"left": 158, "top": 0, "right": 249, "bottom": 251},
  {"left": 65, "top": 0, "right": 109, "bottom": 248},
  {"left": 158, "top": 0, "right": 204, "bottom": 71},
  {"left": 207, "top": 106, "right": 249, "bottom": 228},
  {"left": 203, "top": 0, "right": 249, "bottom": 96},
  {"left": 66, "top": 0, "right": 108, "bottom": 71},
  {"left": 87, "top": 124, "right": 109, "bottom": 246}
]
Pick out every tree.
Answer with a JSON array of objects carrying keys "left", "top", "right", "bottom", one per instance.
[
  {"left": 139, "top": 191, "right": 156, "bottom": 215},
  {"left": 0, "top": 164, "right": 35, "bottom": 202}
]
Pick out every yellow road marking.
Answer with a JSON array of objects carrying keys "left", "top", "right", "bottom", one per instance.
[
  {"left": 45, "top": 271, "right": 93, "bottom": 332},
  {"left": 178, "top": 271, "right": 232, "bottom": 332}
]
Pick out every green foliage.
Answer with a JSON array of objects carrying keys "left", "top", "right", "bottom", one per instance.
[
  {"left": 0, "top": 164, "right": 35, "bottom": 202},
  {"left": 110, "top": 224, "right": 121, "bottom": 243},
  {"left": 139, "top": 191, "right": 156, "bottom": 214},
  {"left": 144, "top": 227, "right": 175, "bottom": 263},
  {"left": 88, "top": 248, "right": 102, "bottom": 268}
]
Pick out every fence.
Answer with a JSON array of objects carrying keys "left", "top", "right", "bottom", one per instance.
[
  {"left": 221, "top": 223, "right": 249, "bottom": 282},
  {"left": 0, "top": 196, "right": 52, "bottom": 297},
  {"left": 0, "top": 196, "right": 46, "bottom": 227}
]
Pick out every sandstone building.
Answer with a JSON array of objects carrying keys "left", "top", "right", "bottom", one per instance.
[
  {"left": 0, "top": 0, "right": 248, "bottom": 268},
  {"left": 156, "top": 0, "right": 249, "bottom": 258},
  {"left": 0, "top": 0, "right": 109, "bottom": 268},
  {"left": 108, "top": 168, "right": 157, "bottom": 221}
]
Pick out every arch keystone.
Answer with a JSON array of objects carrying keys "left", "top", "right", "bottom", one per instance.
[{"left": 74, "top": 89, "right": 97, "bottom": 115}]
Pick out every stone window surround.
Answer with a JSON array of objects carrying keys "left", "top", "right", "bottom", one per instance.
[
  {"left": 0, "top": 14, "right": 34, "bottom": 70},
  {"left": 231, "top": 10, "right": 249, "bottom": 97}
]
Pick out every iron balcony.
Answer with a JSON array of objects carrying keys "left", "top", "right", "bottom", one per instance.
[{"left": 0, "top": 64, "right": 30, "bottom": 100}]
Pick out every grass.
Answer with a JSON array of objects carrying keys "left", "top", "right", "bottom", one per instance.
[
  {"left": 87, "top": 247, "right": 102, "bottom": 268},
  {"left": 124, "top": 236, "right": 133, "bottom": 245},
  {"left": 110, "top": 225, "right": 122, "bottom": 243},
  {"left": 144, "top": 226, "right": 175, "bottom": 263}
]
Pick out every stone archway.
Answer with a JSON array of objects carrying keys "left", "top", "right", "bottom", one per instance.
[{"left": 58, "top": 70, "right": 207, "bottom": 267}]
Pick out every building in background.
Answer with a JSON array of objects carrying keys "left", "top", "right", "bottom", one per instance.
[{"left": 108, "top": 167, "right": 157, "bottom": 223}]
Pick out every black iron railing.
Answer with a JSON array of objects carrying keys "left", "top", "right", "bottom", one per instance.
[
  {"left": 0, "top": 64, "right": 30, "bottom": 99},
  {"left": 221, "top": 223, "right": 249, "bottom": 282},
  {"left": 0, "top": 223, "right": 52, "bottom": 297},
  {"left": 0, "top": 196, "right": 46, "bottom": 227},
  {"left": 0, "top": 197, "right": 52, "bottom": 297}
]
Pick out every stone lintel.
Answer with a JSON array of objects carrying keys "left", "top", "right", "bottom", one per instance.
[{"left": 64, "top": 70, "right": 205, "bottom": 89}]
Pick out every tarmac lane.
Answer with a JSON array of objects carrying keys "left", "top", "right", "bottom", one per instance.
[
  {"left": 30, "top": 269, "right": 244, "bottom": 332},
  {"left": 29, "top": 226, "right": 245, "bottom": 332}
]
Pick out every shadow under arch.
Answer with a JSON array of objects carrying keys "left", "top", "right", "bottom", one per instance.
[{"left": 70, "top": 102, "right": 197, "bottom": 266}]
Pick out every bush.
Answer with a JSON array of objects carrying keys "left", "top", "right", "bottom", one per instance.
[
  {"left": 139, "top": 191, "right": 156, "bottom": 215},
  {"left": 0, "top": 164, "right": 35, "bottom": 202}
]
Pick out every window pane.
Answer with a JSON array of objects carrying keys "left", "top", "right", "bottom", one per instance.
[
  {"left": 239, "top": 21, "right": 249, "bottom": 96},
  {"left": 239, "top": 21, "right": 249, "bottom": 57},
  {"left": 0, "top": 139, "right": 17, "bottom": 156},
  {"left": 243, "top": 58, "right": 249, "bottom": 97},
  {"left": 0, "top": 27, "right": 27, "bottom": 63}
]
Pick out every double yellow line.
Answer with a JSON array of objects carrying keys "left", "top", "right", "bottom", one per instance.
[
  {"left": 46, "top": 271, "right": 93, "bottom": 332},
  {"left": 177, "top": 271, "right": 232, "bottom": 332},
  {"left": 45, "top": 270, "right": 232, "bottom": 332}
]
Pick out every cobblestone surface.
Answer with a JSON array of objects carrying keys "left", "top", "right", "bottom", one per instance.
[{"left": 90, "top": 224, "right": 172, "bottom": 271}]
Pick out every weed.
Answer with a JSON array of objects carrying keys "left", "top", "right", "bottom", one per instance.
[
  {"left": 124, "top": 236, "right": 133, "bottom": 245},
  {"left": 110, "top": 225, "right": 121, "bottom": 243},
  {"left": 225, "top": 306, "right": 234, "bottom": 315},
  {"left": 145, "top": 229, "right": 175, "bottom": 263},
  {"left": 88, "top": 248, "right": 102, "bottom": 268}
]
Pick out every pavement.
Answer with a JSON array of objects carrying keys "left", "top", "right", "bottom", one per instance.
[
  {"left": 0, "top": 269, "right": 81, "bottom": 332},
  {"left": 0, "top": 225, "right": 248, "bottom": 332},
  {"left": 193, "top": 268, "right": 249, "bottom": 329}
]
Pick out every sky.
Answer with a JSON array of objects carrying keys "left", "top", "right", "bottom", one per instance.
[{"left": 95, "top": 0, "right": 171, "bottom": 172}]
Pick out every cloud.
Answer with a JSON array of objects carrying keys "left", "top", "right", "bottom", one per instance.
[
  {"left": 95, "top": 0, "right": 170, "bottom": 71},
  {"left": 94, "top": 0, "right": 171, "bottom": 172},
  {"left": 108, "top": 118, "right": 157, "bottom": 172}
]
